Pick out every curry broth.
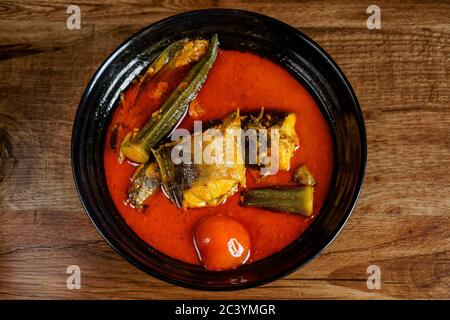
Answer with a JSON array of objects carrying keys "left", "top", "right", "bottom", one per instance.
[{"left": 103, "top": 50, "right": 334, "bottom": 265}]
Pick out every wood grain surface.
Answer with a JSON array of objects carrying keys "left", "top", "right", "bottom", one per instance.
[{"left": 0, "top": 0, "right": 449, "bottom": 299}]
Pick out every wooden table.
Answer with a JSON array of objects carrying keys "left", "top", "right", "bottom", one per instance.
[{"left": 0, "top": 0, "right": 448, "bottom": 299}]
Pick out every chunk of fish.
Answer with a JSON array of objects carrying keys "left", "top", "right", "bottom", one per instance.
[
  {"left": 241, "top": 110, "right": 299, "bottom": 172},
  {"left": 153, "top": 112, "right": 246, "bottom": 208},
  {"left": 127, "top": 162, "right": 161, "bottom": 209}
]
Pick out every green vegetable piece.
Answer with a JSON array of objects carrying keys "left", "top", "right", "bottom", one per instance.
[
  {"left": 241, "top": 186, "right": 314, "bottom": 216},
  {"left": 293, "top": 164, "right": 316, "bottom": 186},
  {"left": 121, "top": 34, "right": 220, "bottom": 163},
  {"left": 147, "top": 39, "right": 187, "bottom": 77}
]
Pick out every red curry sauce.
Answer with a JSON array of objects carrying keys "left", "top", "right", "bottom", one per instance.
[{"left": 103, "top": 50, "right": 334, "bottom": 265}]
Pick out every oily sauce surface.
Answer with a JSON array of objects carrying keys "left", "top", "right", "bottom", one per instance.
[{"left": 103, "top": 50, "right": 334, "bottom": 265}]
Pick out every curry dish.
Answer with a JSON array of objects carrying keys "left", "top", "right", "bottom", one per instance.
[{"left": 103, "top": 35, "right": 334, "bottom": 271}]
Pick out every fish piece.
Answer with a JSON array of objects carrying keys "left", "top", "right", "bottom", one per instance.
[
  {"left": 153, "top": 111, "right": 246, "bottom": 208},
  {"left": 126, "top": 162, "right": 161, "bottom": 209},
  {"left": 241, "top": 110, "right": 299, "bottom": 172}
]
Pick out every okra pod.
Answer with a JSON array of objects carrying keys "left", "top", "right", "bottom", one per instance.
[
  {"left": 121, "top": 34, "right": 219, "bottom": 163},
  {"left": 293, "top": 164, "right": 316, "bottom": 186},
  {"left": 241, "top": 186, "right": 314, "bottom": 216},
  {"left": 146, "top": 39, "right": 187, "bottom": 78}
]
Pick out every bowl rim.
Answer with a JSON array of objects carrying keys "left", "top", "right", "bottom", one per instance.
[{"left": 71, "top": 8, "right": 367, "bottom": 291}]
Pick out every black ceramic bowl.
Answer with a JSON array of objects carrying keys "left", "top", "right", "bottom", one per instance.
[{"left": 72, "top": 9, "right": 366, "bottom": 290}]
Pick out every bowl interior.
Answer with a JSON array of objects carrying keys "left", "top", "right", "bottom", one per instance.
[{"left": 72, "top": 9, "right": 366, "bottom": 290}]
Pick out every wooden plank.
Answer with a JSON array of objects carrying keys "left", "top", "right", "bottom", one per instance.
[{"left": 0, "top": 0, "right": 449, "bottom": 299}]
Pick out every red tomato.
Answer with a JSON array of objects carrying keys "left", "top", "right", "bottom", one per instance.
[{"left": 193, "top": 216, "right": 251, "bottom": 271}]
